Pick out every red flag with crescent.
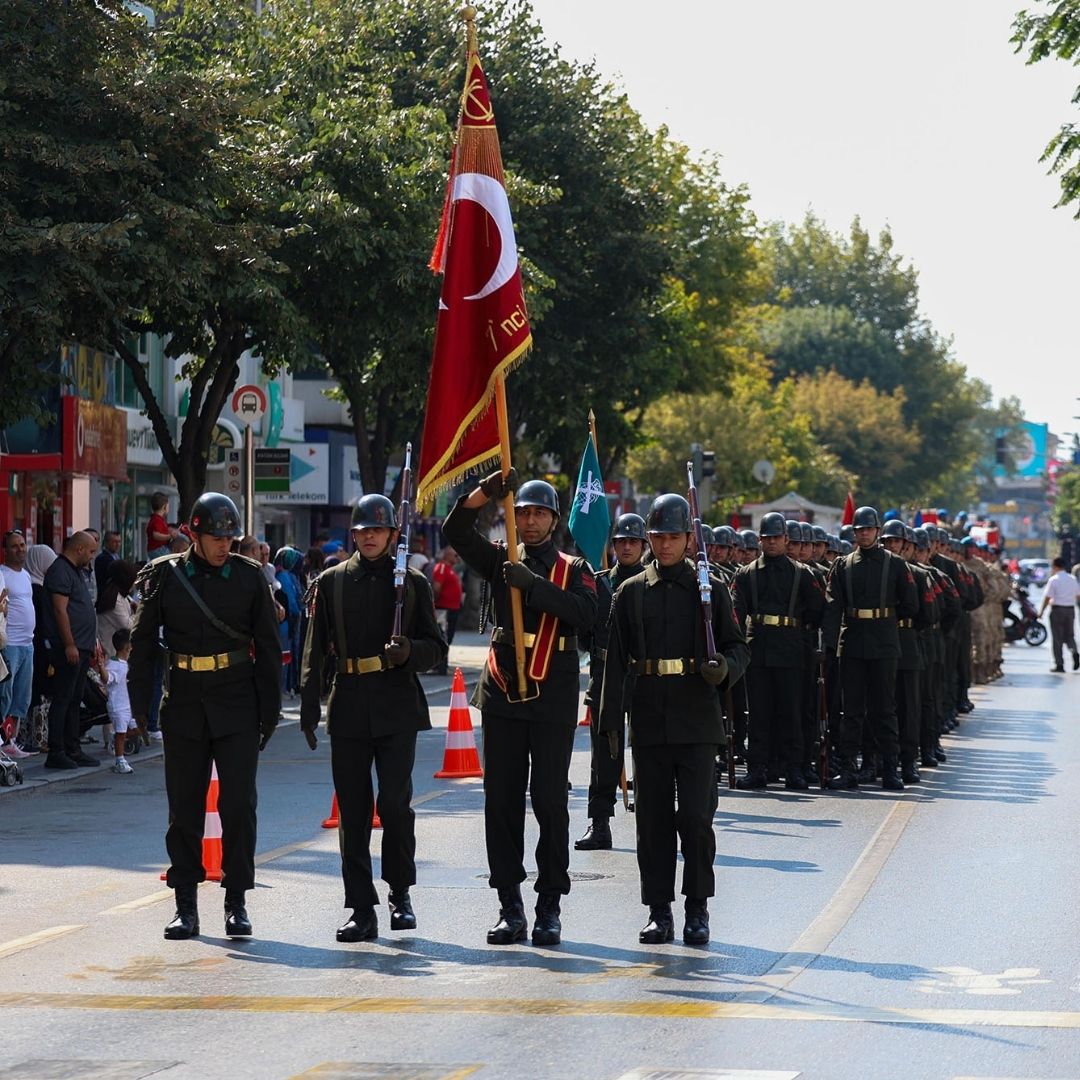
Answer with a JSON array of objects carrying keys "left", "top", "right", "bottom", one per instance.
[{"left": 416, "top": 37, "right": 532, "bottom": 509}]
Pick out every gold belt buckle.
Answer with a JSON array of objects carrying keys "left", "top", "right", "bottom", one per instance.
[
  {"left": 656, "top": 658, "right": 684, "bottom": 676},
  {"left": 761, "top": 614, "right": 781, "bottom": 626},
  {"left": 520, "top": 632, "right": 537, "bottom": 648},
  {"left": 855, "top": 608, "right": 875, "bottom": 619},
  {"left": 190, "top": 655, "right": 216, "bottom": 672}
]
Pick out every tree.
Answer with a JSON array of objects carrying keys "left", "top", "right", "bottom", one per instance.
[{"left": 1013, "top": 1, "right": 1080, "bottom": 216}]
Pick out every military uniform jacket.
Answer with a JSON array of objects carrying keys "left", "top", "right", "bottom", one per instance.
[
  {"left": 959, "top": 560, "right": 985, "bottom": 610},
  {"left": 825, "top": 545, "right": 919, "bottom": 660},
  {"left": 731, "top": 555, "right": 825, "bottom": 668},
  {"left": 582, "top": 561, "right": 641, "bottom": 710},
  {"left": 298, "top": 554, "right": 446, "bottom": 739},
  {"left": 128, "top": 549, "right": 282, "bottom": 738},
  {"left": 931, "top": 555, "right": 966, "bottom": 629},
  {"left": 441, "top": 497, "right": 597, "bottom": 724},
  {"left": 598, "top": 558, "right": 749, "bottom": 747},
  {"left": 899, "top": 563, "right": 936, "bottom": 671}
]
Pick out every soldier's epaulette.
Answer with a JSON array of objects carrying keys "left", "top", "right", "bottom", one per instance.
[
  {"left": 135, "top": 552, "right": 183, "bottom": 601},
  {"left": 232, "top": 553, "right": 261, "bottom": 570},
  {"left": 302, "top": 572, "right": 322, "bottom": 616}
]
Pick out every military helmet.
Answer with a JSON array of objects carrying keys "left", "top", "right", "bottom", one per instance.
[
  {"left": 740, "top": 529, "right": 760, "bottom": 550},
  {"left": 646, "top": 493, "right": 692, "bottom": 534},
  {"left": 612, "top": 512, "right": 647, "bottom": 541},
  {"left": 189, "top": 493, "right": 242, "bottom": 538},
  {"left": 713, "top": 525, "right": 737, "bottom": 547},
  {"left": 852, "top": 505, "right": 881, "bottom": 529},
  {"left": 785, "top": 519, "right": 803, "bottom": 542},
  {"left": 880, "top": 520, "right": 906, "bottom": 540},
  {"left": 913, "top": 527, "right": 930, "bottom": 551},
  {"left": 839, "top": 524, "right": 855, "bottom": 543},
  {"left": 515, "top": 479, "right": 560, "bottom": 516},
  {"left": 812, "top": 525, "right": 827, "bottom": 544},
  {"left": 840, "top": 540, "right": 854, "bottom": 555},
  {"left": 904, "top": 526, "right": 916, "bottom": 544},
  {"left": 759, "top": 512, "right": 787, "bottom": 538},
  {"left": 924, "top": 524, "right": 939, "bottom": 543},
  {"left": 699, "top": 524, "right": 716, "bottom": 546},
  {"left": 827, "top": 533, "right": 840, "bottom": 554},
  {"left": 731, "top": 529, "right": 746, "bottom": 550},
  {"left": 799, "top": 522, "right": 814, "bottom": 543},
  {"left": 351, "top": 494, "right": 398, "bottom": 530}
]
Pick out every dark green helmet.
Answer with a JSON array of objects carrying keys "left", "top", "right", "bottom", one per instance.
[
  {"left": 515, "top": 479, "right": 560, "bottom": 516},
  {"left": 852, "top": 505, "right": 881, "bottom": 529},
  {"left": 799, "top": 522, "right": 814, "bottom": 544},
  {"left": 189, "top": 493, "right": 242, "bottom": 538},
  {"left": 785, "top": 519, "right": 803, "bottom": 542},
  {"left": 880, "top": 520, "right": 906, "bottom": 540},
  {"left": 827, "top": 534, "right": 840, "bottom": 554},
  {"left": 713, "top": 525, "right": 736, "bottom": 547},
  {"left": 760, "top": 512, "right": 787, "bottom": 538},
  {"left": 740, "top": 529, "right": 760, "bottom": 550},
  {"left": 612, "top": 512, "right": 647, "bottom": 541},
  {"left": 904, "top": 526, "right": 916, "bottom": 545},
  {"left": 699, "top": 524, "right": 716, "bottom": 546},
  {"left": 646, "top": 494, "right": 691, "bottom": 534},
  {"left": 839, "top": 524, "right": 855, "bottom": 543},
  {"left": 351, "top": 494, "right": 397, "bottom": 530},
  {"left": 812, "top": 525, "right": 827, "bottom": 544},
  {"left": 913, "top": 527, "right": 930, "bottom": 550},
  {"left": 840, "top": 540, "right": 854, "bottom": 555},
  {"left": 731, "top": 530, "right": 746, "bottom": 550}
]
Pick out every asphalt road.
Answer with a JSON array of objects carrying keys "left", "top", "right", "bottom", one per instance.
[{"left": 1, "top": 628, "right": 1078, "bottom": 1080}]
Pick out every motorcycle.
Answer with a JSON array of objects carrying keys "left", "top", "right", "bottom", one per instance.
[{"left": 1003, "top": 585, "right": 1048, "bottom": 646}]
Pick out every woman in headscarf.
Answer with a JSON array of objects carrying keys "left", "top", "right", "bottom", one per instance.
[
  {"left": 24, "top": 545, "right": 58, "bottom": 750},
  {"left": 274, "top": 546, "right": 304, "bottom": 694},
  {"left": 95, "top": 559, "right": 137, "bottom": 658}
]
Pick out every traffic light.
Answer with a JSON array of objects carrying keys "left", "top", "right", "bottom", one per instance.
[
  {"left": 701, "top": 450, "right": 716, "bottom": 478},
  {"left": 994, "top": 435, "right": 1006, "bottom": 464}
]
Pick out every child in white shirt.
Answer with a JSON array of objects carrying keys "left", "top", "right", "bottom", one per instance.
[{"left": 99, "top": 629, "right": 145, "bottom": 774}]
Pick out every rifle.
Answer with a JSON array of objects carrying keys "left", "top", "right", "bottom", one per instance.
[
  {"left": 686, "top": 461, "right": 734, "bottom": 789},
  {"left": 817, "top": 628, "right": 830, "bottom": 789},
  {"left": 391, "top": 442, "right": 413, "bottom": 638}
]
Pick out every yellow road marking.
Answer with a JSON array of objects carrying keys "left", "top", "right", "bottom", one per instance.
[
  {"left": 0, "top": 925, "right": 85, "bottom": 960},
  {"left": 0, "top": 991, "right": 1076, "bottom": 1029}
]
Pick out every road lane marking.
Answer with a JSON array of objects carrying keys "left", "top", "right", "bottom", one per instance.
[
  {"left": 616, "top": 1071, "right": 800, "bottom": 1079},
  {"left": 0, "top": 925, "right": 86, "bottom": 960},
  {"left": 289, "top": 1065, "right": 479, "bottom": 1080},
  {"left": 741, "top": 798, "right": 916, "bottom": 1004},
  {"left": 0, "top": 991, "right": 1078, "bottom": 1029}
]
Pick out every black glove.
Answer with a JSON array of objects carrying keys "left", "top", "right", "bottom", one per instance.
[
  {"left": 503, "top": 560, "right": 538, "bottom": 592},
  {"left": 607, "top": 731, "right": 620, "bottom": 760},
  {"left": 700, "top": 656, "right": 728, "bottom": 686},
  {"left": 302, "top": 725, "right": 318, "bottom": 751},
  {"left": 259, "top": 721, "right": 276, "bottom": 751},
  {"left": 384, "top": 635, "right": 412, "bottom": 667},
  {"left": 479, "top": 467, "right": 518, "bottom": 501}
]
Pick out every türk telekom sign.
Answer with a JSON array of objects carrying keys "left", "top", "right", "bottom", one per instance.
[{"left": 61, "top": 396, "right": 128, "bottom": 480}]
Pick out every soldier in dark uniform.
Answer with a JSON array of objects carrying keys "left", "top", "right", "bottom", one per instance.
[
  {"left": 128, "top": 493, "right": 281, "bottom": 940},
  {"left": 731, "top": 512, "right": 824, "bottom": 791},
  {"left": 599, "top": 494, "right": 749, "bottom": 946},
  {"left": 708, "top": 526, "right": 736, "bottom": 582},
  {"left": 442, "top": 471, "right": 597, "bottom": 947},
  {"left": 576, "top": 513, "right": 647, "bottom": 851},
  {"left": 825, "top": 505, "right": 919, "bottom": 791},
  {"left": 739, "top": 529, "right": 760, "bottom": 565},
  {"left": 299, "top": 494, "right": 446, "bottom": 942}
]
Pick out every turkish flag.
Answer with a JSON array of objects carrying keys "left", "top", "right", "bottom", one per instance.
[
  {"left": 416, "top": 46, "right": 531, "bottom": 509},
  {"left": 842, "top": 491, "right": 855, "bottom": 527}
]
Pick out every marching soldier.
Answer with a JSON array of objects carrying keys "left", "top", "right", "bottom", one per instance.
[
  {"left": 599, "top": 494, "right": 748, "bottom": 946},
  {"left": 731, "top": 512, "right": 824, "bottom": 790},
  {"left": 128, "top": 493, "right": 282, "bottom": 940},
  {"left": 299, "top": 494, "right": 447, "bottom": 943},
  {"left": 825, "top": 506, "right": 919, "bottom": 790},
  {"left": 442, "top": 471, "right": 597, "bottom": 947},
  {"left": 739, "top": 529, "right": 760, "bottom": 565},
  {"left": 576, "top": 512, "right": 647, "bottom": 851}
]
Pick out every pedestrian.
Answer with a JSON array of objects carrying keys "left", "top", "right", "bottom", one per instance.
[
  {"left": 1038, "top": 557, "right": 1080, "bottom": 673},
  {"left": 128, "top": 493, "right": 281, "bottom": 940},
  {"left": 442, "top": 470, "right": 597, "bottom": 947},
  {"left": 1, "top": 530, "right": 37, "bottom": 757},
  {"left": 145, "top": 493, "right": 173, "bottom": 559},
  {"left": 98, "top": 628, "right": 143, "bottom": 774},
  {"left": 94, "top": 530, "right": 122, "bottom": 594},
  {"left": 431, "top": 546, "right": 463, "bottom": 676},
  {"left": 273, "top": 546, "right": 304, "bottom": 694},
  {"left": 95, "top": 560, "right": 137, "bottom": 658},
  {"left": 41, "top": 531, "right": 100, "bottom": 770},
  {"left": 299, "top": 494, "right": 446, "bottom": 942},
  {"left": 576, "top": 512, "right": 647, "bottom": 851},
  {"left": 599, "top": 494, "right": 748, "bottom": 946}
]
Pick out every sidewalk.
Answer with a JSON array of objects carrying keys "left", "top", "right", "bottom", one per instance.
[{"left": 0, "top": 630, "right": 493, "bottom": 798}]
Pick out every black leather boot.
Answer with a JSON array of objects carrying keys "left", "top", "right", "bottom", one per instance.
[
  {"left": 880, "top": 756, "right": 905, "bottom": 791},
  {"left": 857, "top": 755, "right": 879, "bottom": 784},
  {"left": 337, "top": 907, "right": 378, "bottom": 943},
  {"left": 920, "top": 748, "right": 939, "bottom": 768},
  {"left": 827, "top": 757, "right": 859, "bottom": 790},
  {"left": 784, "top": 766, "right": 809, "bottom": 791},
  {"left": 574, "top": 818, "right": 612, "bottom": 850},
  {"left": 531, "top": 893, "right": 562, "bottom": 946},
  {"left": 224, "top": 890, "right": 252, "bottom": 937},
  {"left": 164, "top": 886, "right": 199, "bottom": 940},
  {"left": 388, "top": 890, "right": 416, "bottom": 931},
  {"left": 487, "top": 886, "right": 527, "bottom": 945},
  {"left": 639, "top": 904, "right": 674, "bottom": 944},
  {"left": 901, "top": 758, "right": 921, "bottom": 784},
  {"left": 736, "top": 765, "right": 768, "bottom": 790},
  {"left": 683, "top": 898, "right": 710, "bottom": 946}
]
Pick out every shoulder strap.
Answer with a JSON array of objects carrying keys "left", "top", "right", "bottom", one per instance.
[
  {"left": 332, "top": 566, "right": 348, "bottom": 660},
  {"left": 634, "top": 579, "right": 646, "bottom": 661},
  {"left": 167, "top": 561, "right": 248, "bottom": 643},
  {"left": 403, "top": 570, "right": 417, "bottom": 633},
  {"left": 787, "top": 560, "right": 801, "bottom": 619},
  {"left": 748, "top": 562, "right": 759, "bottom": 615},
  {"left": 880, "top": 550, "right": 891, "bottom": 611},
  {"left": 845, "top": 554, "right": 854, "bottom": 609}
]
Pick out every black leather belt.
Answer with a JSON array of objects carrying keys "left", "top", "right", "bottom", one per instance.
[
  {"left": 750, "top": 614, "right": 800, "bottom": 628},
  {"left": 630, "top": 658, "right": 698, "bottom": 676},
  {"left": 170, "top": 648, "right": 250, "bottom": 672},
  {"left": 846, "top": 607, "right": 895, "bottom": 620},
  {"left": 491, "top": 628, "right": 578, "bottom": 651}
]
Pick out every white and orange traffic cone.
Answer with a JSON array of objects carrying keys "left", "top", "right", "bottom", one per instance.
[
  {"left": 579, "top": 706, "right": 592, "bottom": 727},
  {"left": 323, "top": 790, "right": 381, "bottom": 829},
  {"left": 434, "top": 668, "right": 483, "bottom": 778},
  {"left": 160, "top": 762, "right": 222, "bottom": 881}
]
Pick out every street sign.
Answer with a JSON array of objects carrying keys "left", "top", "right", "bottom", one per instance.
[
  {"left": 752, "top": 459, "right": 776, "bottom": 485},
  {"left": 224, "top": 449, "right": 243, "bottom": 497},
  {"left": 254, "top": 447, "right": 291, "bottom": 493},
  {"left": 260, "top": 444, "right": 330, "bottom": 504},
  {"left": 231, "top": 384, "right": 267, "bottom": 425}
]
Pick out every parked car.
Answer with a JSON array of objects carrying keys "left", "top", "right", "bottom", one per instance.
[{"left": 1016, "top": 558, "right": 1052, "bottom": 587}]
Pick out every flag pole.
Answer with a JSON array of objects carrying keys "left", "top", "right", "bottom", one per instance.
[
  {"left": 587, "top": 408, "right": 609, "bottom": 570},
  {"left": 495, "top": 374, "right": 528, "bottom": 697}
]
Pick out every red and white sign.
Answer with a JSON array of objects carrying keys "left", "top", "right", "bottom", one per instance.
[
  {"left": 61, "top": 397, "right": 128, "bottom": 480},
  {"left": 230, "top": 384, "right": 267, "bottom": 425}
]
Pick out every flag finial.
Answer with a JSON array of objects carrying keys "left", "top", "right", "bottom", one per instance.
[{"left": 460, "top": 6, "right": 478, "bottom": 54}]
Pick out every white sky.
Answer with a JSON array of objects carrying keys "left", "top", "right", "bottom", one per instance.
[{"left": 526, "top": 0, "right": 1078, "bottom": 442}]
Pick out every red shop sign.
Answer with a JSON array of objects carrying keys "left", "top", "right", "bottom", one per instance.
[{"left": 61, "top": 397, "right": 128, "bottom": 480}]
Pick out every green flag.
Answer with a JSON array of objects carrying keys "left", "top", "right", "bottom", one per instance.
[{"left": 568, "top": 435, "right": 611, "bottom": 570}]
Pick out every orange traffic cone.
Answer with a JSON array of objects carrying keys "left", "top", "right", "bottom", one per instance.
[
  {"left": 579, "top": 705, "right": 592, "bottom": 727},
  {"left": 434, "top": 668, "right": 483, "bottom": 778},
  {"left": 323, "top": 790, "right": 381, "bottom": 829},
  {"left": 160, "top": 762, "right": 222, "bottom": 881}
]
